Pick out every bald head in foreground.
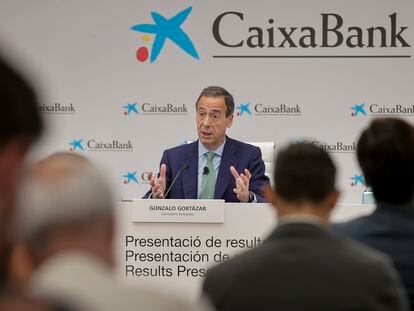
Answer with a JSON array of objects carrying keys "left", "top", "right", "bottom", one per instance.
[
  {"left": 15, "top": 152, "right": 203, "bottom": 311},
  {"left": 203, "top": 143, "right": 409, "bottom": 311}
]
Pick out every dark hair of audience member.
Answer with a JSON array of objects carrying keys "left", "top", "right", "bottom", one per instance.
[
  {"left": 0, "top": 54, "right": 43, "bottom": 149},
  {"left": 357, "top": 118, "right": 414, "bottom": 204},
  {"left": 274, "top": 143, "right": 336, "bottom": 203}
]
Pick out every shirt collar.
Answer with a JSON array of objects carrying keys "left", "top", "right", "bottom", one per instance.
[{"left": 198, "top": 138, "right": 226, "bottom": 159}]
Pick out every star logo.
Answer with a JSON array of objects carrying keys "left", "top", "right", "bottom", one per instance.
[
  {"left": 236, "top": 103, "right": 252, "bottom": 116},
  {"left": 351, "top": 103, "right": 367, "bottom": 117},
  {"left": 131, "top": 6, "right": 199, "bottom": 63},
  {"left": 350, "top": 174, "right": 365, "bottom": 187},
  {"left": 69, "top": 139, "right": 84, "bottom": 151},
  {"left": 123, "top": 103, "right": 139, "bottom": 115},
  {"left": 123, "top": 171, "right": 139, "bottom": 184}
]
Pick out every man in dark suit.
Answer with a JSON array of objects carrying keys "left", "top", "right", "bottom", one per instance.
[
  {"left": 203, "top": 143, "right": 408, "bottom": 311},
  {"left": 144, "top": 86, "right": 269, "bottom": 202},
  {"left": 333, "top": 118, "right": 414, "bottom": 310}
]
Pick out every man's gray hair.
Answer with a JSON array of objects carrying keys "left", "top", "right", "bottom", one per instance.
[{"left": 15, "top": 152, "right": 113, "bottom": 246}]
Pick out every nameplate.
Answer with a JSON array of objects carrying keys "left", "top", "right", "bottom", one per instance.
[{"left": 131, "top": 199, "right": 225, "bottom": 223}]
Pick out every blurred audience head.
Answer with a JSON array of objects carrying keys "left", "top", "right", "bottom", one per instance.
[
  {"left": 266, "top": 143, "right": 339, "bottom": 223},
  {"left": 15, "top": 152, "right": 114, "bottom": 269},
  {"left": 0, "top": 52, "right": 43, "bottom": 285},
  {"left": 0, "top": 53, "right": 43, "bottom": 205},
  {"left": 357, "top": 118, "right": 414, "bottom": 204}
]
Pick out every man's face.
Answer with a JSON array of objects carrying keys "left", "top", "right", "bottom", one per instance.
[{"left": 196, "top": 96, "right": 233, "bottom": 150}]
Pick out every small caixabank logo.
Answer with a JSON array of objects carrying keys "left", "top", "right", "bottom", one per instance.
[
  {"left": 350, "top": 174, "right": 365, "bottom": 188},
  {"left": 350, "top": 103, "right": 367, "bottom": 118},
  {"left": 295, "top": 139, "right": 356, "bottom": 153},
  {"left": 130, "top": 6, "right": 199, "bottom": 63},
  {"left": 122, "top": 171, "right": 151, "bottom": 184},
  {"left": 312, "top": 140, "right": 357, "bottom": 153},
  {"left": 40, "top": 102, "right": 76, "bottom": 115},
  {"left": 69, "top": 138, "right": 134, "bottom": 152},
  {"left": 236, "top": 103, "right": 252, "bottom": 117},
  {"left": 122, "top": 103, "right": 139, "bottom": 116},
  {"left": 121, "top": 101, "right": 188, "bottom": 116},
  {"left": 351, "top": 102, "right": 414, "bottom": 118},
  {"left": 123, "top": 171, "right": 139, "bottom": 184},
  {"left": 69, "top": 139, "right": 84, "bottom": 151},
  {"left": 236, "top": 102, "right": 302, "bottom": 117}
]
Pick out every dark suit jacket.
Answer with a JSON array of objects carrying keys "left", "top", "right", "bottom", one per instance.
[
  {"left": 333, "top": 202, "right": 414, "bottom": 310},
  {"left": 143, "top": 137, "right": 270, "bottom": 202},
  {"left": 203, "top": 222, "right": 408, "bottom": 311}
]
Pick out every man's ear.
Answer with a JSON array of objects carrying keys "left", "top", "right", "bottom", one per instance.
[
  {"left": 325, "top": 190, "right": 340, "bottom": 212},
  {"left": 226, "top": 114, "right": 233, "bottom": 128},
  {"left": 263, "top": 184, "right": 277, "bottom": 206}
]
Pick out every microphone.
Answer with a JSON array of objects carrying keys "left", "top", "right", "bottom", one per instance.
[
  {"left": 203, "top": 167, "right": 209, "bottom": 175},
  {"left": 164, "top": 164, "right": 189, "bottom": 199}
]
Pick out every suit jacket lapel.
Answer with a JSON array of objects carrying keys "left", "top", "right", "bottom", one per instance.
[
  {"left": 182, "top": 141, "right": 198, "bottom": 199},
  {"left": 215, "top": 138, "right": 239, "bottom": 199}
]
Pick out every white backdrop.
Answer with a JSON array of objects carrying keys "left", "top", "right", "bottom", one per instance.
[{"left": 0, "top": 0, "right": 413, "bottom": 203}]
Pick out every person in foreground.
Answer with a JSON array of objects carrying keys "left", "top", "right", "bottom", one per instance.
[
  {"left": 0, "top": 51, "right": 43, "bottom": 298},
  {"left": 144, "top": 86, "right": 269, "bottom": 202},
  {"left": 202, "top": 143, "right": 409, "bottom": 311},
  {"left": 14, "top": 152, "right": 200, "bottom": 311},
  {"left": 333, "top": 118, "right": 414, "bottom": 310}
]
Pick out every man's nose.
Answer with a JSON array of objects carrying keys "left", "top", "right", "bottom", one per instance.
[{"left": 202, "top": 115, "right": 211, "bottom": 126}]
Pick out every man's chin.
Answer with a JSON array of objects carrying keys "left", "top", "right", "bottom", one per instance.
[{"left": 199, "top": 137, "right": 214, "bottom": 149}]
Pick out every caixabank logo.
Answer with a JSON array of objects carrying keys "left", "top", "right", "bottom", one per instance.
[
  {"left": 350, "top": 103, "right": 367, "bottom": 118},
  {"left": 236, "top": 103, "right": 252, "bottom": 116},
  {"left": 351, "top": 102, "right": 414, "bottom": 118},
  {"left": 130, "top": 9, "right": 410, "bottom": 62},
  {"left": 69, "top": 138, "right": 134, "bottom": 152},
  {"left": 350, "top": 174, "right": 365, "bottom": 188},
  {"left": 312, "top": 140, "right": 357, "bottom": 153},
  {"left": 121, "top": 101, "right": 188, "bottom": 116},
  {"left": 40, "top": 102, "right": 76, "bottom": 115},
  {"left": 123, "top": 171, "right": 139, "bottom": 184},
  {"left": 122, "top": 171, "right": 151, "bottom": 185},
  {"left": 212, "top": 12, "right": 411, "bottom": 58},
  {"left": 131, "top": 6, "right": 199, "bottom": 63},
  {"left": 123, "top": 103, "right": 139, "bottom": 116},
  {"left": 236, "top": 102, "right": 302, "bottom": 117}
]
